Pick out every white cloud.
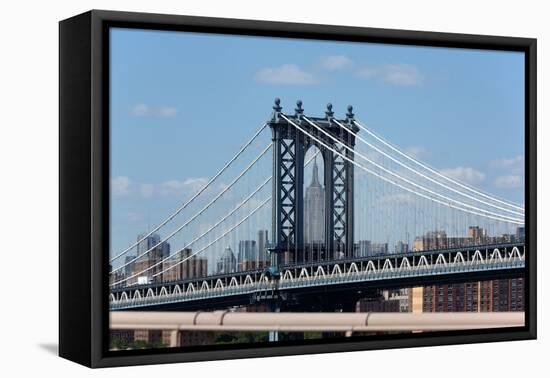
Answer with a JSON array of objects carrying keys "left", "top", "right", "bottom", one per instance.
[
  {"left": 380, "top": 193, "right": 414, "bottom": 205},
  {"left": 495, "top": 175, "right": 523, "bottom": 189},
  {"left": 490, "top": 155, "right": 524, "bottom": 175},
  {"left": 440, "top": 167, "right": 485, "bottom": 184},
  {"left": 111, "top": 176, "right": 218, "bottom": 198},
  {"left": 490, "top": 155, "right": 523, "bottom": 168},
  {"left": 127, "top": 212, "right": 144, "bottom": 222},
  {"left": 111, "top": 176, "right": 131, "bottom": 196},
  {"left": 139, "top": 183, "right": 155, "bottom": 198},
  {"left": 157, "top": 107, "right": 178, "bottom": 117},
  {"left": 404, "top": 145, "right": 427, "bottom": 159},
  {"left": 489, "top": 156, "right": 524, "bottom": 189},
  {"left": 319, "top": 55, "right": 352, "bottom": 70},
  {"left": 357, "top": 64, "right": 422, "bottom": 86},
  {"left": 130, "top": 103, "right": 178, "bottom": 118},
  {"left": 158, "top": 177, "right": 209, "bottom": 196},
  {"left": 255, "top": 64, "right": 318, "bottom": 85}
]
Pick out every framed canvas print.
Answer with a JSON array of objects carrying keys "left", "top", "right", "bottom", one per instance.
[{"left": 59, "top": 10, "right": 536, "bottom": 368}]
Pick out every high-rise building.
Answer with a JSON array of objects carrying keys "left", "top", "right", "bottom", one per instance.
[
  {"left": 304, "top": 157, "right": 325, "bottom": 244},
  {"left": 238, "top": 240, "right": 257, "bottom": 271},
  {"left": 133, "top": 232, "right": 170, "bottom": 284},
  {"left": 216, "top": 245, "right": 237, "bottom": 274},
  {"left": 516, "top": 227, "right": 525, "bottom": 242},
  {"left": 413, "top": 230, "right": 447, "bottom": 251},
  {"left": 355, "top": 240, "right": 389, "bottom": 257},
  {"left": 394, "top": 241, "right": 409, "bottom": 254},
  {"left": 422, "top": 278, "right": 524, "bottom": 313},
  {"left": 356, "top": 240, "right": 371, "bottom": 257},
  {"left": 257, "top": 230, "right": 270, "bottom": 269},
  {"left": 422, "top": 282, "right": 479, "bottom": 312},
  {"left": 124, "top": 254, "right": 135, "bottom": 278},
  {"left": 109, "top": 269, "right": 125, "bottom": 287},
  {"left": 409, "top": 287, "right": 424, "bottom": 313},
  {"left": 387, "top": 288, "right": 411, "bottom": 312},
  {"left": 468, "top": 226, "right": 488, "bottom": 245},
  {"left": 371, "top": 242, "right": 388, "bottom": 255},
  {"left": 479, "top": 278, "right": 524, "bottom": 312},
  {"left": 162, "top": 248, "right": 207, "bottom": 282}
]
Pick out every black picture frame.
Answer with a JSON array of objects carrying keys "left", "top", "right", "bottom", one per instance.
[{"left": 59, "top": 9, "right": 537, "bottom": 368}]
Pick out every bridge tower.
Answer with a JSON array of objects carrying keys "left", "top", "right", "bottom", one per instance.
[{"left": 269, "top": 99, "right": 359, "bottom": 267}]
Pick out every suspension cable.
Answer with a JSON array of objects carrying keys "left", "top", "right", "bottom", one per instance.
[
  {"left": 332, "top": 119, "right": 523, "bottom": 217},
  {"left": 110, "top": 143, "right": 272, "bottom": 274},
  {"left": 110, "top": 122, "right": 268, "bottom": 263},
  {"left": 110, "top": 151, "right": 321, "bottom": 285},
  {"left": 353, "top": 119, "right": 524, "bottom": 211},
  {"left": 282, "top": 115, "right": 523, "bottom": 225},
  {"left": 111, "top": 197, "right": 271, "bottom": 286},
  {"left": 300, "top": 116, "right": 522, "bottom": 223}
]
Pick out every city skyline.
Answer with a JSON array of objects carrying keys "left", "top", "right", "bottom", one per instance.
[
  {"left": 107, "top": 27, "right": 527, "bottom": 351},
  {"left": 114, "top": 220, "right": 525, "bottom": 286},
  {"left": 111, "top": 139, "right": 525, "bottom": 282},
  {"left": 110, "top": 28, "right": 525, "bottom": 258}
]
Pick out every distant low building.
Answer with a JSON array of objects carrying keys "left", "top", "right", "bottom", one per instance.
[
  {"left": 355, "top": 240, "right": 387, "bottom": 257},
  {"left": 371, "top": 242, "right": 388, "bottom": 255},
  {"left": 357, "top": 290, "right": 400, "bottom": 312},
  {"left": 356, "top": 240, "right": 371, "bottom": 257}
]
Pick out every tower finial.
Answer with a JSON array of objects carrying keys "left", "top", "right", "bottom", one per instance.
[
  {"left": 273, "top": 97, "right": 282, "bottom": 112},
  {"left": 295, "top": 99, "right": 304, "bottom": 118},
  {"left": 346, "top": 104, "right": 360, "bottom": 131},
  {"left": 325, "top": 103, "right": 334, "bottom": 120},
  {"left": 272, "top": 98, "right": 282, "bottom": 122},
  {"left": 346, "top": 105, "right": 354, "bottom": 121}
]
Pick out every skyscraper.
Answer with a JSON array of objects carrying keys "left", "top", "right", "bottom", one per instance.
[
  {"left": 304, "top": 157, "right": 325, "bottom": 244},
  {"left": 124, "top": 254, "right": 135, "bottom": 278},
  {"left": 133, "top": 232, "right": 170, "bottom": 283},
  {"left": 257, "top": 230, "right": 270, "bottom": 268},
  {"left": 516, "top": 227, "right": 525, "bottom": 242},
  {"left": 356, "top": 240, "right": 372, "bottom": 257},
  {"left": 468, "top": 226, "right": 487, "bottom": 245},
  {"left": 216, "top": 245, "right": 237, "bottom": 274},
  {"left": 394, "top": 241, "right": 409, "bottom": 254},
  {"left": 421, "top": 278, "right": 524, "bottom": 312},
  {"left": 162, "top": 248, "right": 207, "bottom": 282},
  {"left": 238, "top": 240, "right": 257, "bottom": 271}
]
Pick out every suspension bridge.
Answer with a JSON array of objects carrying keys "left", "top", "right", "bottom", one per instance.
[{"left": 109, "top": 99, "right": 525, "bottom": 312}]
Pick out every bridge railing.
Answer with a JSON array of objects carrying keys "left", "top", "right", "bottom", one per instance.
[
  {"left": 110, "top": 311, "right": 525, "bottom": 347},
  {"left": 109, "top": 244, "right": 525, "bottom": 310}
]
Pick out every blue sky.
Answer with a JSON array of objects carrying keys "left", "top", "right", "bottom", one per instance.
[{"left": 110, "top": 27, "right": 525, "bottom": 257}]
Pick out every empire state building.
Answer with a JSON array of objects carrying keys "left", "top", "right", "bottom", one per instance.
[{"left": 304, "top": 157, "right": 325, "bottom": 243}]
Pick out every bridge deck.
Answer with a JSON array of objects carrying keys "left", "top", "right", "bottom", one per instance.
[{"left": 110, "top": 243, "right": 525, "bottom": 311}]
